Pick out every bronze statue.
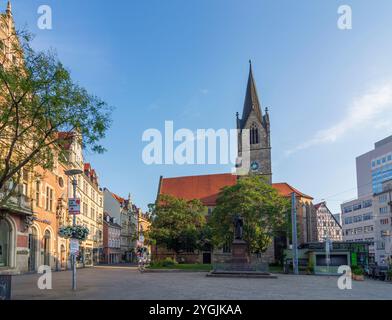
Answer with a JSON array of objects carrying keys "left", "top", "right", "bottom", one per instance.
[{"left": 233, "top": 214, "right": 244, "bottom": 240}]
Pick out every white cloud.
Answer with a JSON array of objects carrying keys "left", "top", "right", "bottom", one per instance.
[{"left": 286, "top": 81, "right": 392, "bottom": 155}]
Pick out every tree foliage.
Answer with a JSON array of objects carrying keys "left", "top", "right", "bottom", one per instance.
[
  {"left": 0, "top": 29, "right": 112, "bottom": 201},
  {"left": 209, "top": 176, "right": 290, "bottom": 254},
  {"left": 147, "top": 194, "right": 208, "bottom": 257}
]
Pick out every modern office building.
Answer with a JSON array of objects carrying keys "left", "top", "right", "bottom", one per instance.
[
  {"left": 342, "top": 134, "right": 392, "bottom": 265},
  {"left": 357, "top": 135, "right": 392, "bottom": 197}
]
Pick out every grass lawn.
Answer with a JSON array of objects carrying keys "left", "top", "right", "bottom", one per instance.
[
  {"left": 148, "top": 263, "right": 213, "bottom": 271},
  {"left": 268, "top": 265, "right": 284, "bottom": 273}
]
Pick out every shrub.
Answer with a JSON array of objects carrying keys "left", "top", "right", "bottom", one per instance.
[
  {"left": 351, "top": 266, "right": 364, "bottom": 276},
  {"left": 151, "top": 257, "right": 178, "bottom": 268},
  {"left": 306, "top": 259, "right": 314, "bottom": 274}
]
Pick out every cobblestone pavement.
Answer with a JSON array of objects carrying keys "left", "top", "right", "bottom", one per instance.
[{"left": 10, "top": 266, "right": 392, "bottom": 300}]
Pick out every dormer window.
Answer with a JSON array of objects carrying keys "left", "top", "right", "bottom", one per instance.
[{"left": 250, "top": 123, "right": 259, "bottom": 145}]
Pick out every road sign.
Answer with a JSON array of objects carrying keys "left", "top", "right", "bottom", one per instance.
[
  {"left": 70, "top": 239, "right": 79, "bottom": 255},
  {"left": 68, "top": 198, "right": 81, "bottom": 215}
]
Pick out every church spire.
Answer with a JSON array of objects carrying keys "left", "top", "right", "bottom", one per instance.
[
  {"left": 240, "top": 60, "right": 262, "bottom": 128},
  {"left": 6, "top": 1, "right": 12, "bottom": 16}
]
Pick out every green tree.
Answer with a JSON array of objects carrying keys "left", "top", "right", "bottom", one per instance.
[
  {"left": 0, "top": 29, "right": 111, "bottom": 203},
  {"left": 209, "top": 176, "right": 290, "bottom": 254},
  {"left": 147, "top": 194, "right": 207, "bottom": 260}
]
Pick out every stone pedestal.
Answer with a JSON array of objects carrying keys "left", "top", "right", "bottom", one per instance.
[
  {"left": 208, "top": 239, "right": 276, "bottom": 278},
  {"left": 231, "top": 240, "right": 249, "bottom": 265}
]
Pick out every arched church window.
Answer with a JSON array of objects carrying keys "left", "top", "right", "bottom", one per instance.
[{"left": 250, "top": 123, "right": 259, "bottom": 145}]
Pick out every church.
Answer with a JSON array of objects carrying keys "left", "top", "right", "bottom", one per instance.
[{"left": 155, "top": 62, "right": 314, "bottom": 264}]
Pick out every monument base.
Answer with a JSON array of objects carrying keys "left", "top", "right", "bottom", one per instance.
[
  {"left": 207, "top": 239, "right": 277, "bottom": 278},
  {"left": 231, "top": 240, "right": 250, "bottom": 265}
]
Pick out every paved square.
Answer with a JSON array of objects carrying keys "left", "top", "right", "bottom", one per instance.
[{"left": 11, "top": 266, "right": 392, "bottom": 300}]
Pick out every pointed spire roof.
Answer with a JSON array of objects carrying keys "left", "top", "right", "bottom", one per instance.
[
  {"left": 241, "top": 60, "right": 262, "bottom": 127},
  {"left": 6, "top": 1, "right": 12, "bottom": 15}
]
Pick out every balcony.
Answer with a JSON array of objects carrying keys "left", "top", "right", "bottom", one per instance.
[{"left": 0, "top": 189, "right": 33, "bottom": 216}]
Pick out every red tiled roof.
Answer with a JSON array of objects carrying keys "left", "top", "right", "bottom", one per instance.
[
  {"left": 159, "top": 173, "right": 238, "bottom": 206},
  {"left": 272, "top": 183, "right": 313, "bottom": 200},
  {"left": 313, "top": 202, "right": 326, "bottom": 210},
  {"left": 111, "top": 192, "right": 125, "bottom": 204},
  {"left": 158, "top": 174, "right": 313, "bottom": 206}
]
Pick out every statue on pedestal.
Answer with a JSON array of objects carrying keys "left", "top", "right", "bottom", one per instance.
[{"left": 233, "top": 213, "right": 244, "bottom": 240}]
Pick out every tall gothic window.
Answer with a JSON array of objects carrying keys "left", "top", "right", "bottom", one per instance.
[{"left": 250, "top": 123, "right": 259, "bottom": 145}]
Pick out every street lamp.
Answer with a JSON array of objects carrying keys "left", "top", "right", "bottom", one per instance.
[{"left": 65, "top": 169, "right": 83, "bottom": 291}]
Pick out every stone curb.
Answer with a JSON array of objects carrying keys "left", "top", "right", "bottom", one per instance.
[{"left": 144, "top": 269, "right": 210, "bottom": 273}]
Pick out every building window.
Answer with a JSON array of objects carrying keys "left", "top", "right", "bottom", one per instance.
[
  {"left": 380, "top": 218, "right": 389, "bottom": 225},
  {"left": 363, "top": 212, "right": 373, "bottom": 221},
  {"left": 344, "top": 217, "right": 353, "bottom": 225},
  {"left": 364, "top": 225, "right": 373, "bottom": 233},
  {"left": 363, "top": 200, "right": 372, "bottom": 208},
  {"left": 223, "top": 241, "right": 231, "bottom": 253},
  {"left": 0, "top": 219, "right": 11, "bottom": 267},
  {"left": 58, "top": 177, "right": 64, "bottom": 188},
  {"left": 43, "top": 230, "right": 51, "bottom": 266},
  {"left": 344, "top": 206, "right": 353, "bottom": 213},
  {"left": 35, "top": 181, "right": 40, "bottom": 206},
  {"left": 353, "top": 203, "right": 362, "bottom": 211},
  {"left": 46, "top": 187, "right": 54, "bottom": 212},
  {"left": 250, "top": 123, "right": 259, "bottom": 145},
  {"left": 380, "top": 207, "right": 389, "bottom": 214},
  {"left": 379, "top": 195, "right": 388, "bottom": 203}
]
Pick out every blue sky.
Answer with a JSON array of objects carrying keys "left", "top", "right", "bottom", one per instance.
[{"left": 10, "top": 0, "right": 392, "bottom": 213}]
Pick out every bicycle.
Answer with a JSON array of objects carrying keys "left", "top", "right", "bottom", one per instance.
[{"left": 137, "top": 256, "right": 150, "bottom": 273}]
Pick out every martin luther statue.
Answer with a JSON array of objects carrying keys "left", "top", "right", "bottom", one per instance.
[{"left": 233, "top": 214, "right": 244, "bottom": 240}]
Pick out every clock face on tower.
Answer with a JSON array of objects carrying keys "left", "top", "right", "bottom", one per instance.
[{"left": 250, "top": 161, "right": 260, "bottom": 172}]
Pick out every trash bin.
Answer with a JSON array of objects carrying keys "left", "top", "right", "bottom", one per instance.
[{"left": 0, "top": 275, "right": 12, "bottom": 300}]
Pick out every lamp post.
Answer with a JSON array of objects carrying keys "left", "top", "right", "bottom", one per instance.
[
  {"left": 65, "top": 169, "right": 83, "bottom": 291},
  {"left": 291, "top": 192, "right": 299, "bottom": 275}
]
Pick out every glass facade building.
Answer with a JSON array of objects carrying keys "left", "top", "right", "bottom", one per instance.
[{"left": 371, "top": 153, "right": 392, "bottom": 194}]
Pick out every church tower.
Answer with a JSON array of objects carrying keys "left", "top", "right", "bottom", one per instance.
[{"left": 237, "top": 61, "right": 272, "bottom": 184}]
